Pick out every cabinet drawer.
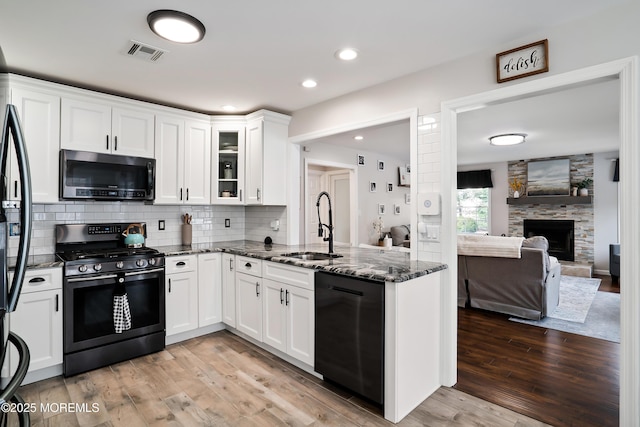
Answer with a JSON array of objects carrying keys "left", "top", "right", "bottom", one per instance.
[
  {"left": 262, "top": 262, "right": 314, "bottom": 291},
  {"left": 235, "top": 256, "right": 262, "bottom": 277},
  {"left": 13, "top": 267, "right": 62, "bottom": 294},
  {"left": 165, "top": 255, "right": 197, "bottom": 274}
]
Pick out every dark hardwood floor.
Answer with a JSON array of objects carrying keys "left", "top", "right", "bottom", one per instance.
[{"left": 455, "top": 274, "right": 620, "bottom": 427}]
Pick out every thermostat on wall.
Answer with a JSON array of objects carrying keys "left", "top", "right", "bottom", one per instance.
[{"left": 418, "top": 192, "right": 440, "bottom": 215}]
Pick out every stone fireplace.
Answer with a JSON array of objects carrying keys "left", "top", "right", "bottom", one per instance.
[{"left": 508, "top": 154, "right": 594, "bottom": 264}]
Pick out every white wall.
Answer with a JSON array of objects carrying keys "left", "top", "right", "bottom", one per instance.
[
  {"left": 289, "top": 1, "right": 639, "bottom": 137},
  {"left": 302, "top": 141, "right": 410, "bottom": 245},
  {"left": 594, "top": 151, "right": 619, "bottom": 273}
]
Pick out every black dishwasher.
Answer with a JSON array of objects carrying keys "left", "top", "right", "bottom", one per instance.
[{"left": 314, "top": 271, "right": 384, "bottom": 405}]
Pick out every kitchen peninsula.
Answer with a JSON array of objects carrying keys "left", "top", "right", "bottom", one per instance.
[{"left": 160, "top": 241, "right": 447, "bottom": 423}]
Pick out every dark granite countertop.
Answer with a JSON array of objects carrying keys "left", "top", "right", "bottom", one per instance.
[
  {"left": 10, "top": 254, "right": 63, "bottom": 270},
  {"left": 156, "top": 240, "right": 447, "bottom": 283}
]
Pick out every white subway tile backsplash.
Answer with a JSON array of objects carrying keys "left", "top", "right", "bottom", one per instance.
[
  {"left": 6, "top": 201, "right": 291, "bottom": 258},
  {"left": 417, "top": 114, "right": 443, "bottom": 262}
]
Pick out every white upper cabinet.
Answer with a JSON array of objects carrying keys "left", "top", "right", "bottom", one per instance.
[
  {"left": 244, "top": 110, "right": 291, "bottom": 205},
  {"left": 155, "top": 114, "right": 211, "bottom": 205},
  {"left": 7, "top": 86, "right": 60, "bottom": 204},
  {"left": 184, "top": 120, "right": 212, "bottom": 205},
  {"left": 61, "top": 96, "right": 155, "bottom": 158},
  {"left": 211, "top": 119, "right": 246, "bottom": 205}
]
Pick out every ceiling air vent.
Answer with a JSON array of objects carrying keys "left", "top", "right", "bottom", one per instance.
[{"left": 124, "top": 40, "right": 167, "bottom": 62}]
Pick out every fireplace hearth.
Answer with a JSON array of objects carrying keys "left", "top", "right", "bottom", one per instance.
[{"left": 523, "top": 219, "right": 575, "bottom": 261}]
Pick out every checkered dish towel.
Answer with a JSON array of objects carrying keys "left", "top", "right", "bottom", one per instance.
[{"left": 113, "top": 282, "right": 132, "bottom": 333}]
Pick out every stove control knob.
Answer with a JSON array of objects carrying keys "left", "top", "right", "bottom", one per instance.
[
  {"left": 93, "top": 264, "right": 102, "bottom": 272},
  {"left": 78, "top": 265, "right": 88, "bottom": 273},
  {"left": 136, "top": 259, "right": 146, "bottom": 267},
  {"left": 116, "top": 261, "right": 124, "bottom": 269},
  {"left": 148, "top": 258, "right": 156, "bottom": 266}
]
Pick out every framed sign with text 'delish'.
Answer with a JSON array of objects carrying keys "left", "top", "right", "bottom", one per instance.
[{"left": 496, "top": 39, "right": 549, "bottom": 83}]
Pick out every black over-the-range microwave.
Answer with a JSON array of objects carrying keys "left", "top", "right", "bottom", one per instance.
[{"left": 59, "top": 149, "right": 155, "bottom": 201}]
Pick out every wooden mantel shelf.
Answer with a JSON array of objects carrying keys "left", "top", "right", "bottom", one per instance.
[{"left": 506, "top": 195, "right": 593, "bottom": 205}]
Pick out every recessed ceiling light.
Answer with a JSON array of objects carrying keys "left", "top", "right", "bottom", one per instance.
[
  {"left": 353, "top": 135, "right": 364, "bottom": 141},
  {"left": 335, "top": 48, "right": 359, "bottom": 61},
  {"left": 147, "top": 10, "right": 206, "bottom": 43},
  {"left": 221, "top": 105, "right": 237, "bottom": 112},
  {"left": 489, "top": 133, "right": 527, "bottom": 146},
  {"left": 302, "top": 79, "right": 318, "bottom": 88}
]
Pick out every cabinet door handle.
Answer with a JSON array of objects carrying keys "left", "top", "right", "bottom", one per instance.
[
  {"left": 168, "top": 278, "right": 172, "bottom": 293},
  {"left": 239, "top": 189, "right": 242, "bottom": 202},
  {"left": 229, "top": 258, "right": 233, "bottom": 271},
  {"left": 285, "top": 289, "right": 290, "bottom": 306},
  {"left": 180, "top": 188, "right": 183, "bottom": 201},
  {"left": 176, "top": 261, "right": 186, "bottom": 267},
  {"left": 257, "top": 188, "right": 261, "bottom": 201},
  {"left": 106, "top": 135, "right": 109, "bottom": 150},
  {"left": 28, "top": 277, "right": 45, "bottom": 284},
  {"left": 186, "top": 188, "right": 189, "bottom": 201},
  {"left": 255, "top": 282, "right": 260, "bottom": 297},
  {"left": 55, "top": 294, "right": 59, "bottom": 312},
  {"left": 114, "top": 136, "right": 118, "bottom": 151},
  {"left": 280, "top": 288, "right": 284, "bottom": 304},
  {"left": 13, "top": 180, "right": 18, "bottom": 198},
  {"left": 245, "top": 262, "right": 252, "bottom": 269}
]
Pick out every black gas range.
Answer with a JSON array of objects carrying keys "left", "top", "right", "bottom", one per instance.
[
  {"left": 56, "top": 223, "right": 165, "bottom": 275},
  {"left": 55, "top": 223, "right": 166, "bottom": 377}
]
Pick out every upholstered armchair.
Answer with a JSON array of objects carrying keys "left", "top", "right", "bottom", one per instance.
[{"left": 609, "top": 244, "right": 620, "bottom": 284}]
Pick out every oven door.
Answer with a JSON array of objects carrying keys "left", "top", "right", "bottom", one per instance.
[{"left": 64, "top": 268, "right": 165, "bottom": 354}]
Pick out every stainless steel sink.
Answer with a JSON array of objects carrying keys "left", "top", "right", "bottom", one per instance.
[{"left": 280, "top": 251, "right": 343, "bottom": 261}]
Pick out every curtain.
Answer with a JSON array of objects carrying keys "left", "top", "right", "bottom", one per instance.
[{"left": 457, "top": 169, "right": 493, "bottom": 189}]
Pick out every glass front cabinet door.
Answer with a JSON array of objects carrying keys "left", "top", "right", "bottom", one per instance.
[{"left": 212, "top": 120, "right": 246, "bottom": 205}]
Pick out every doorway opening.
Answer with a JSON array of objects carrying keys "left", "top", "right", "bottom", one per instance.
[
  {"left": 304, "top": 160, "right": 357, "bottom": 246},
  {"left": 441, "top": 57, "right": 638, "bottom": 425}
]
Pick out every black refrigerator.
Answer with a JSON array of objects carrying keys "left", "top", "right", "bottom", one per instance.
[{"left": 0, "top": 105, "right": 33, "bottom": 426}]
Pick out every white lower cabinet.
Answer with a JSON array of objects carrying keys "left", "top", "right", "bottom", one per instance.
[
  {"left": 9, "top": 267, "right": 63, "bottom": 375},
  {"left": 262, "top": 279, "right": 287, "bottom": 352},
  {"left": 262, "top": 262, "right": 314, "bottom": 366},
  {"left": 235, "top": 272, "right": 263, "bottom": 341},
  {"left": 284, "top": 284, "right": 314, "bottom": 365},
  {"left": 221, "top": 253, "right": 236, "bottom": 327},
  {"left": 165, "top": 255, "right": 198, "bottom": 336},
  {"left": 197, "top": 253, "right": 222, "bottom": 327}
]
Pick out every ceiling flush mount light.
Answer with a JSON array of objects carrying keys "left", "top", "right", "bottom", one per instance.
[
  {"left": 221, "top": 105, "right": 237, "bottom": 112},
  {"left": 489, "top": 133, "right": 527, "bottom": 146},
  {"left": 335, "top": 48, "right": 359, "bottom": 61},
  {"left": 302, "top": 79, "right": 317, "bottom": 88},
  {"left": 147, "top": 10, "right": 206, "bottom": 43}
]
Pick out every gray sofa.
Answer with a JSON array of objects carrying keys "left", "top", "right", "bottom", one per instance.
[
  {"left": 609, "top": 244, "right": 620, "bottom": 284},
  {"left": 458, "top": 236, "right": 561, "bottom": 320}
]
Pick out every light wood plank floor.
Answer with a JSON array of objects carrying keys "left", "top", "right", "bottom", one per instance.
[{"left": 12, "top": 330, "right": 549, "bottom": 426}]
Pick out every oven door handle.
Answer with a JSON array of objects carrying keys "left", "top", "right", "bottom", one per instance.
[
  {"left": 67, "top": 274, "right": 119, "bottom": 283},
  {"left": 125, "top": 268, "right": 165, "bottom": 276}
]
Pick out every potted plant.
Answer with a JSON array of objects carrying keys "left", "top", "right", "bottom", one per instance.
[
  {"left": 575, "top": 177, "right": 593, "bottom": 196},
  {"left": 372, "top": 217, "right": 385, "bottom": 246},
  {"left": 509, "top": 177, "right": 524, "bottom": 198}
]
